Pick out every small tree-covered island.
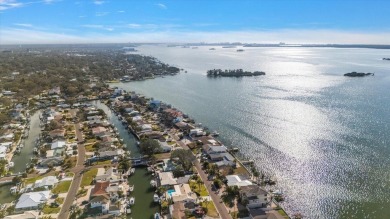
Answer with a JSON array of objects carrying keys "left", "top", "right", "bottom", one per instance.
[
  {"left": 344, "top": 72, "right": 374, "bottom": 77},
  {"left": 207, "top": 69, "right": 266, "bottom": 77}
]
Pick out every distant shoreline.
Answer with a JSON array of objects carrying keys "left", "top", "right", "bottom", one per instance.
[{"left": 2, "top": 43, "right": 390, "bottom": 50}]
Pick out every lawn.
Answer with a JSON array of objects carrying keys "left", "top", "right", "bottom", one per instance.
[
  {"left": 95, "top": 160, "right": 111, "bottom": 165},
  {"left": 42, "top": 205, "right": 61, "bottom": 214},
  {"left": 52, "top": 181, "right": 72, "bottom": 194},
  {"left": 233, "top": 164, "right": 250, "bottom": 176},
  {"left": 201, "top": 201, "right": 219, "bottom": 218},
  {"left": 154, "top": 152, "right": 171, "bottom": 160},
  {"left": 189, "top": 180, "right": 209, "bottom": 196},
  {"left": 278, "top": 209, "right": 289, "bottom": 218},
  {"left": 81, "top": 168, "right": 98, "bottom": 187},
  {"left": 84, "top": 143, "right": 95, "bottom": 152},
  {"left": 55, "top": 197, "right": 64, "bottom": 204},
  {"left": 24, "top": 176, "right": 44, "bottom": 185}
]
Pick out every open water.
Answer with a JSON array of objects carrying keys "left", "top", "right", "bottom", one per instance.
[{"left": 115, "top": 45, "right": 390, "bottom": 219}]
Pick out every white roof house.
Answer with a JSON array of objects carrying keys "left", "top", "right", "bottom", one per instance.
[
  {"left": 4, "top": 211, "right": 39, "bottom": 219},
  {"left": 158, "top": 172, "right": 177, "bottom": 186},
  {"left": 170, "top": 184, "right": 197, "bottom": 203},
  {"left": 15, "top": 191, "right": 51, "bottom": 210},
  {"left": 51, "top": 140, "right": 66, "bottom": 149},
  {"left": 226, "top": 175, "right": 253, "bottom": 187},
  {"left": 34, "top": 176, "right": 59, "bottom": 189},
  {"left": 141, "top": 124, "right": 152, "bottom": 131}
]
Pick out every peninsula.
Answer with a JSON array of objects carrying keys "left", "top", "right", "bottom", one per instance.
[
  {"left": 344, "top": 72, "right": 374, "bottom": 77},
  {"left": 207, "top": 69, "right": 266, "bottom": 77}
]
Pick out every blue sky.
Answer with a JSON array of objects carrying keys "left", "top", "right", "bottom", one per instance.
[{"left": 1, "top": 0, "right": 390, "bottom": 44}]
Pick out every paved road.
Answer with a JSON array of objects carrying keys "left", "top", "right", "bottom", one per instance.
[
  {"left": 58, "top": 123, "right": 85, "bottom": 219},
  {"left": 175, "top": 138, "right": 231, "bottom": 219}
]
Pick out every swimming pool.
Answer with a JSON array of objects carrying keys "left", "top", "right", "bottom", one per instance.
[{"left": 167, "top": 189, "right": 175, "bottom": 197}]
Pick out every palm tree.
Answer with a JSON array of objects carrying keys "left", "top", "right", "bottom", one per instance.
[{"left": 196, "top": 177, "right": 203, "bottom": 195}]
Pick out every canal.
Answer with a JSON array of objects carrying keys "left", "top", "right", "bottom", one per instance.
[
  {"left": 11, "top": 110, "right": 41, "bottom": 174},
  {"left": 0, "top": 183, "right": 16, "bottom": 205},
  {"left": 92, "top": 101, "right": 160, "bottom": 219}
]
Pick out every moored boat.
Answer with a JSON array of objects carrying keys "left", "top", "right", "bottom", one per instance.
[{"left": 129, "top": 197, "right": 135, "bottom": 205}]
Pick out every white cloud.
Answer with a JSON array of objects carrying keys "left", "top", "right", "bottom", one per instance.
[
  {"left": 93, "top": 0, "right": 105, "bottom": 5},
  {"left": 156, "top": 3, "right": 166, "bottom": 9},
  {"left": 1, "top": 28, "right": 390, "bottom": 45},
  {"left": 81, "top": 24, "right": 114, "bottom": 31},
  {"left": 0, "top": 0, "right": 24, "bottom": 11},
  {"left": 95, "top": 11, "right": 109, "bottom": 16},
  {"left": 14, "top": 23, "right": 33, "bottom": 27},
  {"left": 79, "top": 15, "right": 86, "bottom": 18},
  {"left": 117, "top": 10, "right": 125, "bottom": 13},
  {"left": 0, "top": 0, "right": 60, "bottom": 10}
]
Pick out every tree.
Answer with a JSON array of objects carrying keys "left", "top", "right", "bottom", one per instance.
[
  {"left": 221, "top": 186, "right": 240, "bottom": 208},
  {"left": 170, "top": 149, "right": 195, "bottom": 171},
  {"left": 139, "top": 139, "right": 161, "bottom": 156},
  {"left": 172, "top": 165, "right": 185, "bottom": 178},
  {"left": 118, "top": 157, "right": 131, "bottom": 170},
  {"left": 196, "top": 177, "right": 203, "bottom": 194},
  {"left": 12, "top": 176, "right": 22, "bottom": 184}
]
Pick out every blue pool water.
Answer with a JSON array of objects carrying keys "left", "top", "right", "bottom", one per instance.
[{"left": 167, "top": 189, "right": 175, "bottom": 197}]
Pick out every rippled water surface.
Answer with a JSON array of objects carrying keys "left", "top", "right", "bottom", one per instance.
[{"left": 115, "top": 46, "right": 390, "bottom": 218}]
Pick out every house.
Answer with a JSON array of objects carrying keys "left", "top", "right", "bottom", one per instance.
[
  {"left": 189, "top": 128, "right": 205, "bottom": 136},
  {"left": 141, "top": 124, "right": 152, "bottom": 132},
  {"left": 49, "top": 129, "right": 65, "bottom": 139},
  {"left": 95, "top": 167, "right": 120, "bottom": 182},
  {"left": 15, "top": 191, "right": 51, "bottom": 210},
  {"left": 92, "top": 126, "right": 107, "bottom": 136},
  {"left": 106, "top": 184, "right": 125, "bottom": 200},
  {"left": 248, "top": 207, "right": 267, "bottom": 219},
  {"left": 226, "top": 175, "right": 253, "bottom": 187},
  {"left": 174, "top": 122, "right": 194, "bottom": 132},
  {"left": 212, "top": 153, "right": 236, "bottom": 167},
  {"left": 91, "top": 181, "right": 110, "bottom": 198},
  {"left": 4, "top": 211, "right": 39, "bottom": 219},
  {"left": 159, "top": 141, "right": 172, "bottom": 153},
  {"left": 33, "top": 176, "right": 59, "bottom": 189},
  {"left": 195, "top": 136, "right": 222, "bottom": 146},
  {"left": 48, "top": 86, "right": 61, "bottom": 95},
  {"left": 149, "top": 100, "right": 161, "bottom": 110},
  {"left": 51, "top": 140, "right": 66, "bottom": 150},
  {"left": 39, "top": 157, "right": 63, "bottom": 167},
  {"left": 90, "top": 195, "right": 110, "bottom": 214},
  {"left": 169, "top": 184, "right": 197, "bottom": 203},
  {"left": 239, "top": 185, "right": 268, "bottom": 208},
  {"left": 1, "top": 132, "right": 14, "bottom": 141},
  {"left": 0, "top": 146, "right": 8, "bottom": 160},
  {"left": 99, "top": 149, "right": 124, "bottom": 159},
  {"left": 202, "top": 145, "right": 227, "bottom": 156},
  {"left": 108, "top": 205, "right": 121, "bottom": 215},
  {"left": 158, "top": 172, "right": 177, "bottom": 187}
]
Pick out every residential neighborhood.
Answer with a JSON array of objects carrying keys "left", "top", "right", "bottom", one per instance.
[{"left": 0, "top": 50, "right": 289, "bottom": 219}]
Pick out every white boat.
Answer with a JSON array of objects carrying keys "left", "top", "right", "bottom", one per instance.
[
  {"left": 130, "top": 168, "right": 135, "bottom": 175},
  {"left": 126, "top": 208, "right": 131, "bottom": 214},
  {"left": 153, "top": 194, "right": 159, "bottom": 203},
  {"left": 211, "top": 131, "right": 219, "bottom": 137},
  {"left": 272, "top": 190, "right": 283, "bottom": 196},
  {"left": 129, "top": 197, "right": 135, "bottom": 205},
  {"left": 154, "top": 212, "right": 161, "bottom": 219},
  {"left": 129, "top": 185, "right": 134, "bottom": 192},
  {"left": 8, "top": 162, "right": 14, "bottom": 168},
  {"left": 150, "top": 180, "right": 157, "bottom": 188}
]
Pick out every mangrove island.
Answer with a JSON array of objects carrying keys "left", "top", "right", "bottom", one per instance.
[
  {"left": 207, "top": 69, "right": 266, "bottom": 77},
  {"left": 344, "top": 72, "right": 374, "bottom": 77}
]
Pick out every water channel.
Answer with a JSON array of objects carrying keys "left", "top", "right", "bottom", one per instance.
[
  {"left": 11, "top": 110, "right": 41, "bottom": 173},
  {"left": 92, "top": 100, "right": 160, "bottom": 219}
]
